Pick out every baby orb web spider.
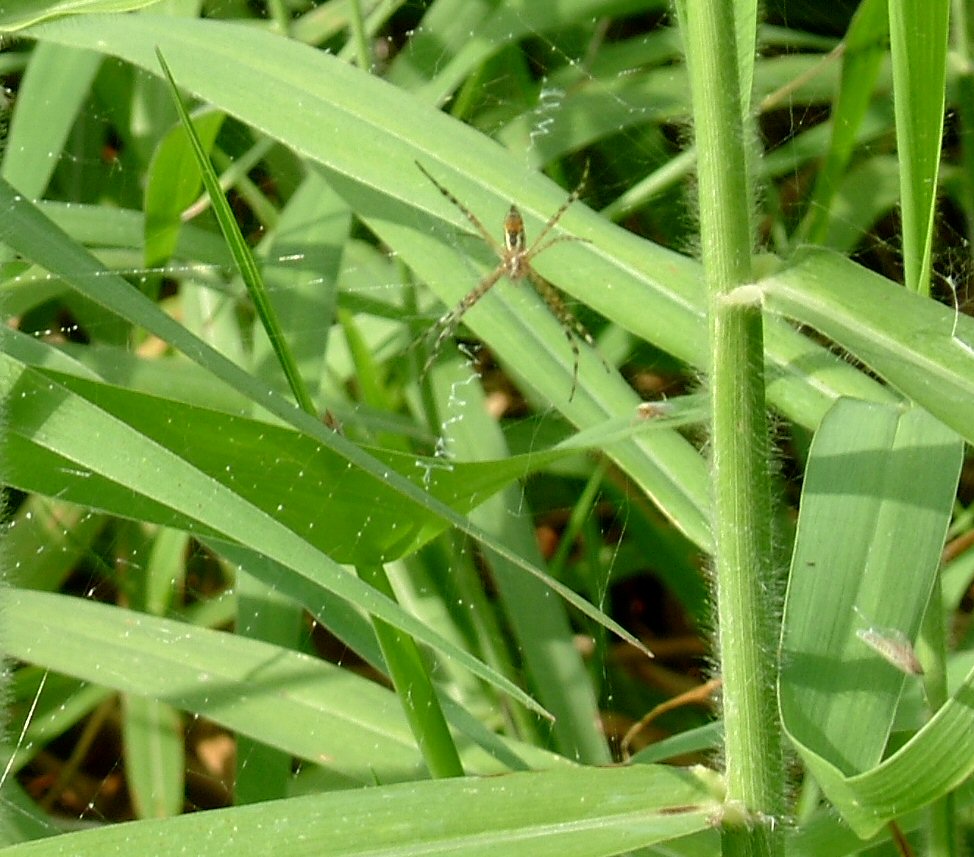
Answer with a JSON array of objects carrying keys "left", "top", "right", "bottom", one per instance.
[{"left": 415, "top": 161, "right": 609, "bottom": 401}]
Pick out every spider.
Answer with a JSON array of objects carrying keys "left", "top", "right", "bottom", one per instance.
[{"left": 415, "top": 161, "right": 608, "bottom": 401}]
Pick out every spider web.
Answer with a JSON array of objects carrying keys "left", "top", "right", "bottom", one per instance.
[{"left": 0, "top": 0, "right": 969, "bottom": 840}]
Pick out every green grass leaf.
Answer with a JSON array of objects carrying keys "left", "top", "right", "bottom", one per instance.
[
  {"left": 781, "top": 398, "right": 963, "bottom": 836},
  {"left": 0, "top": 760, "right": 714, "bottom": 857},
  {"left": 0, "top": 0, "right": 159, "bottom": 33},
  {"left": 764, "top": 247, "right": 974, "bottom": 444},
  {"left": 888, "top": 0, "right": 950, "bottom": 294}
]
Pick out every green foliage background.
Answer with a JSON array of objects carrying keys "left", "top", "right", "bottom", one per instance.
[{"left": 0, "top": 1, "right": 973, "bottom": 855}]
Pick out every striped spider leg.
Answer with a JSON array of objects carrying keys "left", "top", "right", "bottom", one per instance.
[{"left": 415, "top": 161, "right": 608, "bottom": 401}]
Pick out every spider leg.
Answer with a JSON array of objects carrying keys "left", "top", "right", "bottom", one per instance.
[
  {"left": 526, "top": 234, "right": 591, "bottom": 261},
  {"left": 422, "top": 266, "right": 507, "bottom": 376},
  {"left": 526, "top": 268, "right": 610, "bottom": 401},
  {"left": 416, "top": 161, "right": 504, "bottom": 257},
  {"left": 524, "top": 160, "right": 590, "bottom": 254}
]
